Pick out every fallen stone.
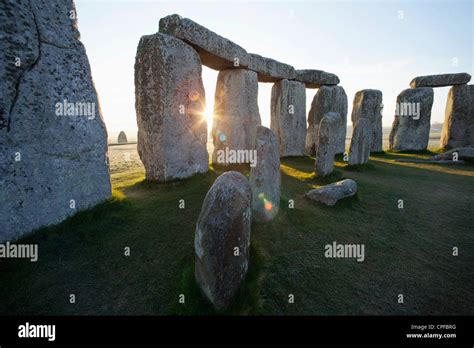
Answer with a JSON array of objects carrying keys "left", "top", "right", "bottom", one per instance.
[
  {"left": 0, "top": 0, "right": 111, "bottom": 242},
  {"left": 440, "top": 84, "right": 474, "bottom": 149},
  {"left": 304, "top": 179, "right": 357, "bottom": 206},
  {"left": 410, "top": 73, "right": 471, "bottom": 88},
  {"left": 247, "top": 53, "right": 296, "bottom": 82},
  {"left": 348, "top": 118, "right": 372, "bottom": 165},
  {"left": 294, "top": 69, "right": 340, "bottom": 88},
  {"left": 195, "top": 171, "right": 252, "bottom": 310},
  {"left": 389, "top": 87, "right": 434, "bottom": 151},
  {"left": 315, "top": 112, "right": 341, "bottom": 176},
  {"left": 306, "top": 86, "right": 347, "bottom": 156},
  {"left": 394, "top": 159, "right": 465, "bottom": 164},
  {"left": 117, "top": 131, "right": 128, "bottom": 144},
  {"left": 135, "top": 33, "right": 208, "bottom": 181},
  {"left": 270, "top": 79, "right": 306, "bottom": 157},
  {"left": 159, "top": 14, "right": 249, "bottom": 70},
  {"left": 351, "top": 89, "right": 383, "bottom": 152},
  {"left": 249, "top": 126, "right": 281, "bottom": 222},
  {"left": 212, "top": 69, "right": 261, "bottom": 165},
  {"left": 432, "top": 147, "right": 474, "bottom": 162}
]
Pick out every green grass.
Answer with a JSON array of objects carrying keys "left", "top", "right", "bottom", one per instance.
[{"left": 1, "top": 151, "right": 473, "bottom": 315}]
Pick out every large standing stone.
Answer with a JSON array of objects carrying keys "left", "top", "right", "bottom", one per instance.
[
  {"left": 135, "top": 33, "right": 208, "bottom": 181},
  {"left": 159, "top": 14, "right": 249, "bottom": 70},
  {"left": 410, "top": 73, "right": 471, "bottom": 88},
  {"left": 294, "top": 69, "right": 340, "bottom": 88},
  {"left": 351, "top": 89, "right": 383, "bottom": 152},
  {"left": 389, "top": 88, "right": 434, "bottom": 151},
  {"left": 305, "top": 86, "right": 347, "bottom": 156},
  {"left": 249, "top": 126, "right": 281, "bottom": 222},
  {"left": 0, "top": 0, "right": 111, "bottom": 242},
  {"left": 440, "top": 84, "right": 474, "bottom": 149},
  {"left": 270, "top": 79, "right": 306, "bottom": 157},
  {"left": 212, "top": 69, "right": 261, "bottom": 165},
  {"left": 348, "top": 118, "right": 372, "bottom": 165},
  {"left": 195, "top": 171, "right": 252, "bottom": 310},
  {"left": 304, "top": 179, "right": 357, "bottom": 206},
  {"left": 247, "top": 53, "right": 296, "bottom": 82},
  {"left": 315, "top": 112, "right": 341, "bottom": 176},
  {"left": 117, "top": 131, "right": 128, "bottom": 144}
]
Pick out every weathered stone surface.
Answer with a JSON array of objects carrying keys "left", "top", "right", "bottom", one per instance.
[
  {"left": 212, "top": 69, "right": 261, "bottom": 165},
  {"left": 159, "top": 14, "right": 249, "bottom": 70},
  {"left": 315, "top": 112, "right": 341, "bottom": 176},
  {"left": 135, "top": 33, "right": 208, "bottom": 181},
  {"left": 440, "top": 84, "right": 474, "bottom": 149},
  {"left": 294, "top": 69, "right": 340, "bottom": 88},
  {"left": 270, "top": 79, "right": 306, "bottom": 157},
  {"left": 348, "top": 118, "right": 372, "bottom": 165},
  {"left": 195, "top": 171, "right": 252, "bottom": 310},
  {"left": 117, "top": 131, "right": 128, "bottom": 144},
  {"left": 305, "top": 86, "right": 347, "bottom": 156},
  {"left": 304, "top": 179, "right": 357, "bottom": 206},
  {"left": 0, "top": 0, "right": 111, "bottom": 242},
  {"left": 410, "top": 73, "right": 471, "bottom": 88},
  {"left": 389, "top": 88, "right": 434, "bottom": 151},
  {"left": 249, "top": 126, "right": 280, "bottom": 222},
  {"left": 247, "top": 53, "right": 295, "bottom": 82},
  {"left": 433, "top": 147, "right": 474, "bottom": 162},
  {"left": 351, "top": 89, "right": 383, "bottom": 152}
]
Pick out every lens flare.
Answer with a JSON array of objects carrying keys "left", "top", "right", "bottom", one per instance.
[{"left": 188, "top": 90, "right": 200, "bottom": 101}]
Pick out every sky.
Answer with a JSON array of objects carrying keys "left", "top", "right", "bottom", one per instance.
[{"left": 75, "top": 0, "right": 473, "bottom": 141}]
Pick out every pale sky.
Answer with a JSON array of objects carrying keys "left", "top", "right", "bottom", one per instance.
[{"left": 75, "top": 0, "right": 473, "bottom": 141}]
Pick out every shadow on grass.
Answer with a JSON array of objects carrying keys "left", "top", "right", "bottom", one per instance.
[{"left": 171, "top": 240, "right": 264, "bottom": 315}]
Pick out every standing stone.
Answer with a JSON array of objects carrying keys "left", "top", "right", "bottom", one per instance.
[
  {"left": 351, "top": 89, "right": 383, "bottom": 152},
  {"left": 195, "top": 171, "right": 252, "bottom": 310},
  {"left": 315, "top": 112, "right": 341, "bottom": 176},
  {"left": 410, "top": 73, "right": 471, "bottom": 88},
  {"left": 117, "top": 131, "right": 128, "bottom": 144},
  {"left": 440, "top": 84, "right": 474, "bottom": 150},
  {"left": 0, "top": 0, "right": 111, "bottom": 242},
  {"left": 212, "top": 69, "right": 261, "bottom": 165},
  {"left": 348, "top": 118, "right": 372, "bottom": 165},
  {"left": 389, "top": 88, "right": 434, "bottom": 151},
  {"left": 270, "top": 79, "right": 306, "bottom": 157},
  {"left": 249, "top": 126, "right": 280, "bottom": 222},
  {"left": 135, "top": 33, "right": 208, "bottom": 181},
  {"left": 305, "top": 86, "right": 347, "bottom": 156}
]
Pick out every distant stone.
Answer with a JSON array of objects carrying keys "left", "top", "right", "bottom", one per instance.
[
  {"left": 135, "top": 33, "right": 208, "bottom": 181},
  {"left": 304, "top": 179, "right": 357, "bottom": 206},
  {"left": 117, "top": 131, "right": 128, "bottom": 144},
  {"left": 195, "top": 171, "right": 252, "bottom": 310},
  {"left": 294, "top": 69, "right": 340, "bottom": 88},
  {"left": 0, "top": 0, "right": 111, "bottom": 242},
  {"left": 348, "top": 118, "right": 372, "bottom": 165},
  {"left": 248, "top": 53, "right": 296, "bottom": 82},
  {"left": 270, "top": 79, "right": 306, "bottom": 157},
  {"left": 433, "top": 147, "right": 474, "bottom": 162},
  {"left": 440, "top": 84, "right": 474, "bottom": 149},
  {"left": 305, "top": 86, "right": 347, "bottom": 156},
  {"left": 410, "top": 73, "right": 471, "bottom": 88},
  {"left": 212, "top": 69, "right": 261, "bottom": 165},
  {"left": 249, "top": 126, "right": 281, "bottom": 222},
  {"left": 351, "top": 89, "right": 383, "bottom": 152},
  {"left": 159, "top": 14, "right": 249, "bottom": 70},
  {"left": 315, "top": 112, "right": 341, "bottom": 176},
  {"left": 389, "top": 88, "right": 434, "bottom": 151}
]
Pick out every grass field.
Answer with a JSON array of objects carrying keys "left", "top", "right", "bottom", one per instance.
[{"left": 1, "top": 145, "right": 473, "bottom": 315}]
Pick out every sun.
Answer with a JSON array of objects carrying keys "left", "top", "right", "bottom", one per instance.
[{"left": 203, "top": 106, "right": 214, "bottom": 128}]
